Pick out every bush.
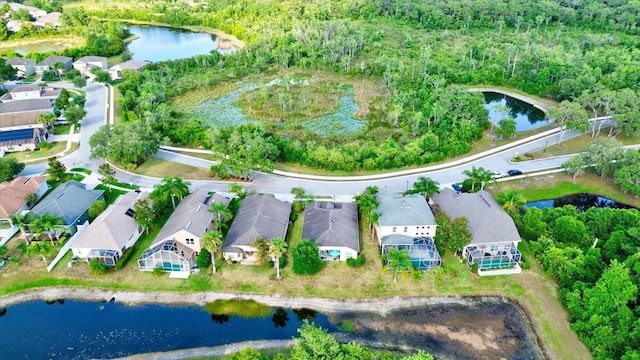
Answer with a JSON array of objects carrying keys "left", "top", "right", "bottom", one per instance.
[
  {"left": 346, "top": 255, "right": 365, "bottom": 267},
  {"left": 115, "top": 249, "right": 134, "bottom": 270},
  {"left": 196, "top": 248, "right": 211, "bottom": 268},
  {"left": 37, "top": 141, "right": 52, "bottom": 150},
  {"left": 152, "top": 267, "right": 164, "bottom": 276},
  {"left": 292, "top": 239, "right": 323, "bottom": 275},
  {"left": 471, "top": 263, "right": 479, "bottom": 273},
  {"left": 267, "top": 255, "right": 287, "bottom": 269},
  {"left": 522, "top": 259, "right": 531, "bottom": 270}
]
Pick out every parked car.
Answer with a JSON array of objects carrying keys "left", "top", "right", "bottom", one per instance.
[
  {"left": 492, "top": 171, "right": 507, "bottom": 179},
  {"left": 452, "top": 183, "right": 466, "bottom": 193},
  {"left": 507, "top": 169, "right": 523, "bottom": 176}
]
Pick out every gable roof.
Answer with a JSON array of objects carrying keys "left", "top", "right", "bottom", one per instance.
[
  {"left": 376, "top": 193, "right": 436, "bottom": 227},
  {"left": 9, "top": 85, "right": 41, "bottom": 93},
  {"left": 152, "top": 189, "right": 223, "bottom": 245},
  {"left": 72, "top": 192, "right": 148, "bottom": 251},
  {"left": 32, "top": 12, "right": 61, "bottom": 27},
  {"left": 0, "top": 176, "right": 46, "bottom": 218},
  {"left": 31, "top": 181, "right": 104, "bottom": 225},
  {"left": 36, "top": 55, "right": 72, "bottom": 67},
  {"left": 110, "top": 60, "right": 149, "bottom": 71},
  {"left": 223, "top": 194, "right": 291, "bottom": 250},
  {"left": 302, "top": 201, "right": 359, "bottom": 251},
  {"left": 431, "top": 188, "right": 521, "bottom": 245},
  {"left": 6, "top": 57, "right": 35, "bottom": 67},
  {"left": 75, "top": 56, "right": 107, "bottom": 63},
  {"left": 0, "top": 112, "right": 48, "bottom": 128},
  {"left": 0, "top": 99, "right": 53, "bottom": 114}
]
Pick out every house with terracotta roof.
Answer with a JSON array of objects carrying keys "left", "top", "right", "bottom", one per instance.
[
  {"left": 138, "top": 190, "right": 228, "bottom": 274},
  {"left": 0, "top": 92, "right": 56, "bottom": 152},
  {"left": 30, "top": 180, "right": 104, "bottom": 234},
  {"left": 34, "top": 55, "right": 73, "bottom": 75},
  {"left": 222, "top": 194, "right": 291, "bottom": 264},
  {"left": 0, "top": 176, "right": 48, "bottom": 242},
  {"left": 72, "top": 192, "right": 148, "bottom": 267},
  {"left": 108, "top": 60, "right": 149, "bottom": 80},
  {"left": 375, "top": 193, "right": 441, "bottom": 271},
  {"left": 431, "top": 188, "right": 522, "bottom": 276},
  {"left": 6, "top": 57, "right": 35, "bottom": 77},
  {"left": 302, "top": 201, "right": 359, "bottom": 261}
]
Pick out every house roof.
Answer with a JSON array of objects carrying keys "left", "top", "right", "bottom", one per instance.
[
  {"left": 31, "top": 181, "right": 104, "bottom": 225},
  {"left": 0, "top": 127, "right": 45, "bottom": 147},
  {"left": 33, "top": 12, "right": 61, "bottom": 27},
  {"left": 110, "top": 60, "right": 149, "bottom": 71},
  {"left": 375, "top": 193, "right": 437, "bottom": 227},
  {"left": 72, "top": 192, "right": 148, "bottom": 252},
  {"left": 0, "top": 112, "right": 48, "bottom": 128},
  {"left": 0, "top": 176, "right": 46, "bottom": 219},
  {"left": 223, "top": 194, "right": 291, "bottom": 251},
  {"left": 36, "top": 55, "right": 72, "bottom": 67},
  {"left": 431, "top": 188, "right": 521, "bottom": 245},
  {"left": 9, "top": 85, "right": 41, "bottom": 93},
  {"left": 152, "top": 189, "right": 225, "bottom": 246},
  {"left": 0, "top": 99, "right": 53, "bottom": 114},
  {"left": 75, "top": 56, "right": 107, "bottom": 63},
  {"left": 302, "top": 201, "right": 359, "bottom": 251},
  {"left": 6, "top": 57, "right": 36, "bottom": 66}
]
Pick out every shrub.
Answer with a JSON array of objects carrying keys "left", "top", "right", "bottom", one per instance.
[
  {"left": 89, "top": 259, "right": 107, "bottom": 276},
  {"left": 196, "top": 248, "right": 211, "bottom": 268},
  {"left": 152, "top": 267, "right": 164, "bottom": 276},
  {"left": 346, "top": 255, "right": 365, "bottom": 267},
  {"left": 471, "top": 263, "right": 479, "bottom": 273},
  {"left": 522, "top": 259, "right": 531, "bottom": 270},
  {"left": 292, "top": 239, "right": 323, "bottom": 275},
  {"left": 268, "top": 255, "right": 287, "bottom": 269},
  {"left": 114, "top": 249, "right": 134, "bottom": 270},
  {"left": 37, "top": 141, "right": 52, "bottom": 150}
]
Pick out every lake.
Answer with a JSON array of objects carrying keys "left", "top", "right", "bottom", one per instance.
[
  {"left": 483, "top": 92, "right": 548, "bottom": 132},
  {"left": 0, "top": 297, "right": 542, "bottom": 360},
  {"left": 526, "top": 193, "right": 635, "bottom": 211},
  {"left": 125, "top": 25, "right": 228, "bottom": 62}
]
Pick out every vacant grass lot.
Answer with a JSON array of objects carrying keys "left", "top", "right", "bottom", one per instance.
[
  {"left": 130, "top": 157, "right": 211, "bottom": 179},
  {"left": 0, "top": 35, "right": 84, "bottom": 55}
]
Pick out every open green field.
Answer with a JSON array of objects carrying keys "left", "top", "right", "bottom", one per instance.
[
  {"left": 129, "top": 157, "right": 211, "bottom": 180},
  {"left": 0, "top": 35, "right": 84, "bottom": 55}
]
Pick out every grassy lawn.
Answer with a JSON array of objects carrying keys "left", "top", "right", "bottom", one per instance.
[
  {"left": 94, "top": 185, "right": 128, "bottom": 205},
  {"left": 488, "top": 171, "right": 640, "bottom": 207},
  {"left": 527, "top": 133, "right": 640, "bottom": 160},
  {"left": 69, "top": 167, "right": 92, "bottom": 175},
  {"left": 130, "top": 157, "right": 212, "bottom": 179},
  {"left": 3, "top": 142, "right": 69, "bottom": 162},
  {"left": 0, "top": 35, "right": 85, "bottom": 55},
  {"left": 52, "top": 124, "right": 75, "bottom": 135}
]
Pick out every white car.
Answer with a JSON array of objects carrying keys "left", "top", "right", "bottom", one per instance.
[{"left": 492, "top": 171, "right": 507, "bottom": 179}]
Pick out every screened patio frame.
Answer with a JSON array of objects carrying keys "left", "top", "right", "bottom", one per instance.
[
  {"left": 87, "top": 249, "right": 120, "bottom": 267},
  {"left": 464, "top": 242, "right": 522, "bottom": 270},
  {"left": 381, "top": 236, "right": 442, "bottom": 271},
  {"left": 138, "top": 240, "right": 192, "bottom": 272}
]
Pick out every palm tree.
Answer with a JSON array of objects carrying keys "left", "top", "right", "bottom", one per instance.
[
  {"left": 496, "top": 189, "right": 527, "bottom": 214},
  {"left": 228, "top": 183, "right": 245, "bottom": 199},
  {"left": 209, "top": 201, "right": 232, "bottom": 230},
  {"left": 408, "top": 176, "right": 440, "bottom": 199},
  {"left": 269, "top": 237, "right": 288, "bottom": 280},
  {"left": 462, "top": 166, "right": 481, "bottom": 192},
  {"left": 477, "top": 168, "right": 495, "bottom": 191},
  {"left": 25, "top": 241, "right": 55, "bottom": 268},
  {"left": 9, "top": 212, "right": 32, "bottom": 245},
  {"left": 150, "top": 177, "right": 191, "bottom": 209},
  {"left": 31, "top": 213, "right": 65, "bottom": 246},
  {"left": 200, "top": 230, "right": 224, "bottom": 274},
  {"left": 382, "top": 247, "right": 413, "bottom": 283}
]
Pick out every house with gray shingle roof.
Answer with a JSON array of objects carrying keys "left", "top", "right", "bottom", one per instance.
[
  {"left": 6, "top": 57, "right": 35, "bottom": 77},
  {"left": 73, "top": 56, "right": 107, "bottom": 76},
  {"left": 108, "top": 60, "right": 149, "bottom": 80},
  {"left": 222, "top": 194, "right": 291, "bottom": 264},
  {"left": 431, "top": 188, "right": 522, "bottom": 275},
  {"left": 302, "top": 201, "right": 359, "bottom": 261},
  {"left": 34, "top": 55, "right": 73, "bottom": 75},
  {"left": 72, "top": 191, "right": 148, "bottom": 267},
  {"left": 375, "top": 193, "right": 441, "bottom": 271},
  {"left": 30, "top": 181, "right": 104, "bottom": 234},
  {"left": 138, "top": 189, "right": 228, "bottom": 273}
]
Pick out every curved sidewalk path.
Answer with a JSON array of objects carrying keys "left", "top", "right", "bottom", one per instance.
[{"left": 467, "top": 86, "right": 553, "bottom": 113}]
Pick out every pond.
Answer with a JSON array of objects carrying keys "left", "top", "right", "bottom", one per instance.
[
  {"left": 125, "top": 25, "right": 231, "bottom": 62},
  {"left": 0, "top": 297, "right": 542, "bottom": 360},
  {"left": 483, "top": 92, "right": 548, "bottom": 132},
  {"left": 525, "top": 193, "right": 636, "bottom": 211}
]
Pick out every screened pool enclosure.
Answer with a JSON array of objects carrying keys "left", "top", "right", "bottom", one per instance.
[
  {"left": 381, "top": 236, "right": 442, "bottom": 271},
  {"left": 138, "top": 240, "right": 193, "bottom": 272},
  {"left": 464, "top": 243, "right": 521, "bottom": 270}
]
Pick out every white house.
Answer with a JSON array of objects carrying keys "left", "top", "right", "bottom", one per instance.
[
  {"left": 108, "top": 60, "right": 149, "bottom": 80},
  {"left": 71, "top": 191, "right": 149, "bottom": 267},
  {"left": 6, "top": 57, "right": 35, "bottom": 77},
  {"left": 73, "top": 56, "right": 108, "bottom": 76}
]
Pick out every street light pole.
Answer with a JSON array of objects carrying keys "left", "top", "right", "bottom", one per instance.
[{"left": 543, "top": 140, "right": 549, "bottom": 153}]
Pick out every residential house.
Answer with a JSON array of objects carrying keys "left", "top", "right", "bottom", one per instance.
[
  {"left": 73, "top": 56, "right": 108, "bottom": 76},
  {"left": 6, "top": 57, "right": 36, "bottom": 77},
  {"left": 222, "top": 194, "right": 291, "bottom": 264},
  {"left": 138, "top": 190, "right": 228, "bottom": 274},
  {"left": 302, "top": 201, "right": 359, "bottom": 261},
  {"left": 375, "top": 193, "right": 441, "bottom": 271},
  {"left": 30, "top": 180, "right": 104, "bottom": 235},
  {"left": 32, "top": 12, "right": 61, "bottom": 29},
  {"left": 34, "top": 55, "right": 73, "bottom": 76},
  {"left": 0, "top": 96, "right": 55, "bottom": 152},
  {"left": 431, "top": 188, "right": 522, "bottom": 276},
  {"left": 6, "top": 2, "right": 47, "bottom": 19},
  {"left": 0, "top": 176, "right": 47, "bottom": 242},
  {"left": 72, "top": 192, "right": 148, "bottom": 267},
  {"left": 108, "top": 60, "right": 149, "bottom": 80}
]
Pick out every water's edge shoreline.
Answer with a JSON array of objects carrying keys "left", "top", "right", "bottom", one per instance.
[{"left": 0, "top": 288, "right": 548, "bottom": 360}]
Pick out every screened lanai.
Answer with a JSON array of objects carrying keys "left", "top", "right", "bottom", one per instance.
[
  {"left": 381, "top": 235, "right": 442, "bottom": 271},
  {"left": 87, "top": 249, "right": 120, "bottom": 267},
  {"left": 464, "top": 242, "right": 521, "bottom": 270},
  {"left": 138, "top": 240, "right": 193, "bottom": 272}
]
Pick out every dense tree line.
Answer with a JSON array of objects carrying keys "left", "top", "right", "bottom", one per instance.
[{"left": 513, "top": 204, "right": 640, "bottom": 359}]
